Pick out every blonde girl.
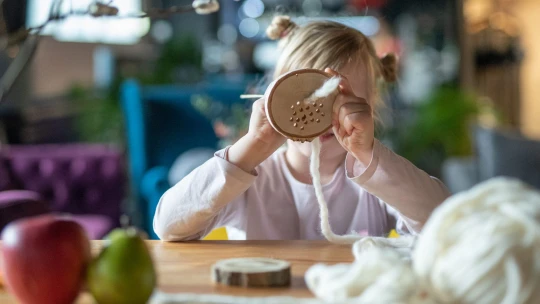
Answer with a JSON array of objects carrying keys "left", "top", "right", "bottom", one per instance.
[{"left": 153, "top": 16, "right": 449, "bottom": 241}]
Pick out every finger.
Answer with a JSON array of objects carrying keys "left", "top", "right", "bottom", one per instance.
[
  {"left": 331, "top": 121, "right": 345, "bottom": 142},
  {"left": 332, "top": 125, "right": 341, "bottom": 145},
  {"left": 337, "top": 122, "right": 347, "bottom": 139},
  {"left": 338, "top": 103, "right": 372, "bottom": 134},
  {"left": 337, "top": 76, "right": 355, "bottom": 96},
  {"left": 332, "top": 118, "right": 339, "bottom": 129},
  {"left": 324, "top": 67, "right": 339, "bottom": 77},
  {"left": 332, "top": 95, "right": 369, "bottom": 122},
  {"left": 332, "top": 94, "right": 348, "bottom": 122},
  {"left": 338, "top": 103, "right": 371, "bottom": 122},
  {"left": 345, "top": 112, "right": 372, "bottom": 135},
  {"left": 253, "top": 97, "right": 264, "bottom": 109},
  {"left": 340, "top": 110, "right": 367, "bottom": 135},
  {"left": 254, "top": 99, "right": 272, "bottom": 125}
]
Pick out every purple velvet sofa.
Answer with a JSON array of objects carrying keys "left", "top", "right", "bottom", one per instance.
[{"left": 0, "top": 144, "right": 126, "bottom": 239}]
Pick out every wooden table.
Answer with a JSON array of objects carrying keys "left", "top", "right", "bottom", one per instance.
[{"left": 0, "top": 240, "right": 354, "bottom": 303}]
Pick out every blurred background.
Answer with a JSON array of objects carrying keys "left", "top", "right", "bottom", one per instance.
[{"left": 0, "top": 0, "right": 539, "bottom": 239}]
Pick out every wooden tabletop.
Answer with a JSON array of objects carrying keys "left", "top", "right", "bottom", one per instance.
[{"left": 0, "top": 240, "right": 354, "bottom": 303}]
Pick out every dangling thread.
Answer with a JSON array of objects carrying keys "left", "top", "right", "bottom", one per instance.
[
  {"left": 310, "top": 137, "right": 364, "bottom": 244},
  {"left": 311, "top": 137, "right": 416, "bottom": 249}
]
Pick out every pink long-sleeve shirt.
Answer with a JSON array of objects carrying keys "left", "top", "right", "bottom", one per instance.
[{"left": 153, "top": 139, "right": 450, "bottom": 241}]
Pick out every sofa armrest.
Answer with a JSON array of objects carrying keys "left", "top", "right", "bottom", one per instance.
[
  {"left": 0, "top": 190, "right": 51, "bottom": 234},
  {"left": 140, "top": 166, "right": 170, "bottom": 239}
]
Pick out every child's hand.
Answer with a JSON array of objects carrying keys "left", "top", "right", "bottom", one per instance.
[
  {"left": 247, "top": 98, "right": 287, "bottom": 149},
  {"left": 325, "top": 68, "right": 375, "bottom": 165},
  {"left": 228, "top": 98, "right": 286, "bottom": 173}
]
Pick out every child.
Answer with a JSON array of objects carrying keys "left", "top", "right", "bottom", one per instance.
[{"left": 153, "top": 16, "right": 450, "bottom": 241}]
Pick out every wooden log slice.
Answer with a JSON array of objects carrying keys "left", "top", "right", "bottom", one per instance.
[{"left": 211, "top": 257, "right": 291, "bottom": 288}]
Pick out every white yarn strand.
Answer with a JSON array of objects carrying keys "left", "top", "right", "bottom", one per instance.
[
  {"left": 306, "top": 77, "right": 362, "bottom": 245},
  {"left": 304, "top": 76, "right": 340, "bottom": 105},
  {"left": 310, "top": 137, "right": 417, "bottom": 250},
  {"left": 310, "top": 137, "right": 365, "bottom": 244},
  {"left": 307, "top": 77, "right": 416, "bottom": 249}
]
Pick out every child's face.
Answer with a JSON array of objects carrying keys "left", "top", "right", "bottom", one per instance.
[{"left": 287, "top": 60, "right": 369, "bottom": 161}]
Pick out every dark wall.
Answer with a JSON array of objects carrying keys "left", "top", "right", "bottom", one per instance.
[{"left": 2, "top": 0, "right": 27, "bottom": 33}]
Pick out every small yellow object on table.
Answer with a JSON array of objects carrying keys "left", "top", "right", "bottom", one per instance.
[
  {"left": 388, "top": 229, "right": 400, "bottom": 238},
  {"left": 202, "top": 227, "right": 228, "bottom": 240}
]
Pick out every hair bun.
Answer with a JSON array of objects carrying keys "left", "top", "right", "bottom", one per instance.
[
  {"left": 380, "top": 53, "right": 398, "bottom": 82},
  {"left": 266, "top": 15, "right": 297, "bottom": 40}
]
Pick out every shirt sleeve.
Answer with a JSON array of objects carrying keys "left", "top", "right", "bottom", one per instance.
[
  {"left": 345, "top": 139, "right": 450, "bottom": 232},
  {"left": 153, "top": 146, "right": 257, "bottom": 241},
  {"left": 384, "top": 202, "right": 422, "bottom": 235}
]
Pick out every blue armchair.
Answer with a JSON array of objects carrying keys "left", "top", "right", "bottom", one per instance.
[{"left": 120, "top": 78, "right": 253, "bottom": 239}]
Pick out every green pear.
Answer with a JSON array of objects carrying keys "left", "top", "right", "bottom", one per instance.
[{"left": 87, "top": 228, "right": 156, "bottom": 304}]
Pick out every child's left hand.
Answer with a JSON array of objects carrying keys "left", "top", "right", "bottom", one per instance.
[{"left": 325, "top": 68, "right": 374, "bottom": 165}]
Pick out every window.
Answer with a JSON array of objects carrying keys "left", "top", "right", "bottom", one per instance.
[{"left": 26, "top": 0, "right": 150, "bottom": 44}]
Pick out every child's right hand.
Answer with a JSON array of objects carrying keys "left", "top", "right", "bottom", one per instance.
[
  {"left": 246, "top": 98, "right": 287, "bottom": 149},
  {"left": 227, "top": 97, "right": 286, "bottom": 173}
]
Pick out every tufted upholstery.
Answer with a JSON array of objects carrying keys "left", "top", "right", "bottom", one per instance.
[{"left": 0, "top": 144, "right": 126, "bottom": 238}]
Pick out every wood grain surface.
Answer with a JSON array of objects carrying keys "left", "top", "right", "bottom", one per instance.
[{"left": 0, "top": 240, "right": 354, "bottom": 303}]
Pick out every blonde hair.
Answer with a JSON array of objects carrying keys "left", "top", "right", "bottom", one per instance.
[{"left": 266, "top": 16, "right": 397, "bottom": 121}]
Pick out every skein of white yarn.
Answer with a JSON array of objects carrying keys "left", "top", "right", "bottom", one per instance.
[
  {"left": 352, "top": 235, "right": 416, "bottom": 261},
  {"left": 306, "top": 177, "right": 540, "bottom": 304},
  {"left": 412, "top": 177, "right": 540, "bottom": 304},
  {"left": 305, "top": 247, "right": 431, "bottom": 304}
]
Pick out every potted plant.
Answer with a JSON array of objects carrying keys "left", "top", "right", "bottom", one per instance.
[{"left": 388, "top": 84, "right": 502, "bottom": 179}]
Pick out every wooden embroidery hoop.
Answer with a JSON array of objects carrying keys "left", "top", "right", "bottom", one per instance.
[{"left": 243, "top": 68, "right": 338, "bottom": 143}]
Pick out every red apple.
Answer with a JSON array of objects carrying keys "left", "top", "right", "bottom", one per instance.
[
  {"left": 0, "top": 264, "right": 4, "bottom": 287},
  {"left": 0, "top": 215, "right": 91, "bottom": 304}
]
